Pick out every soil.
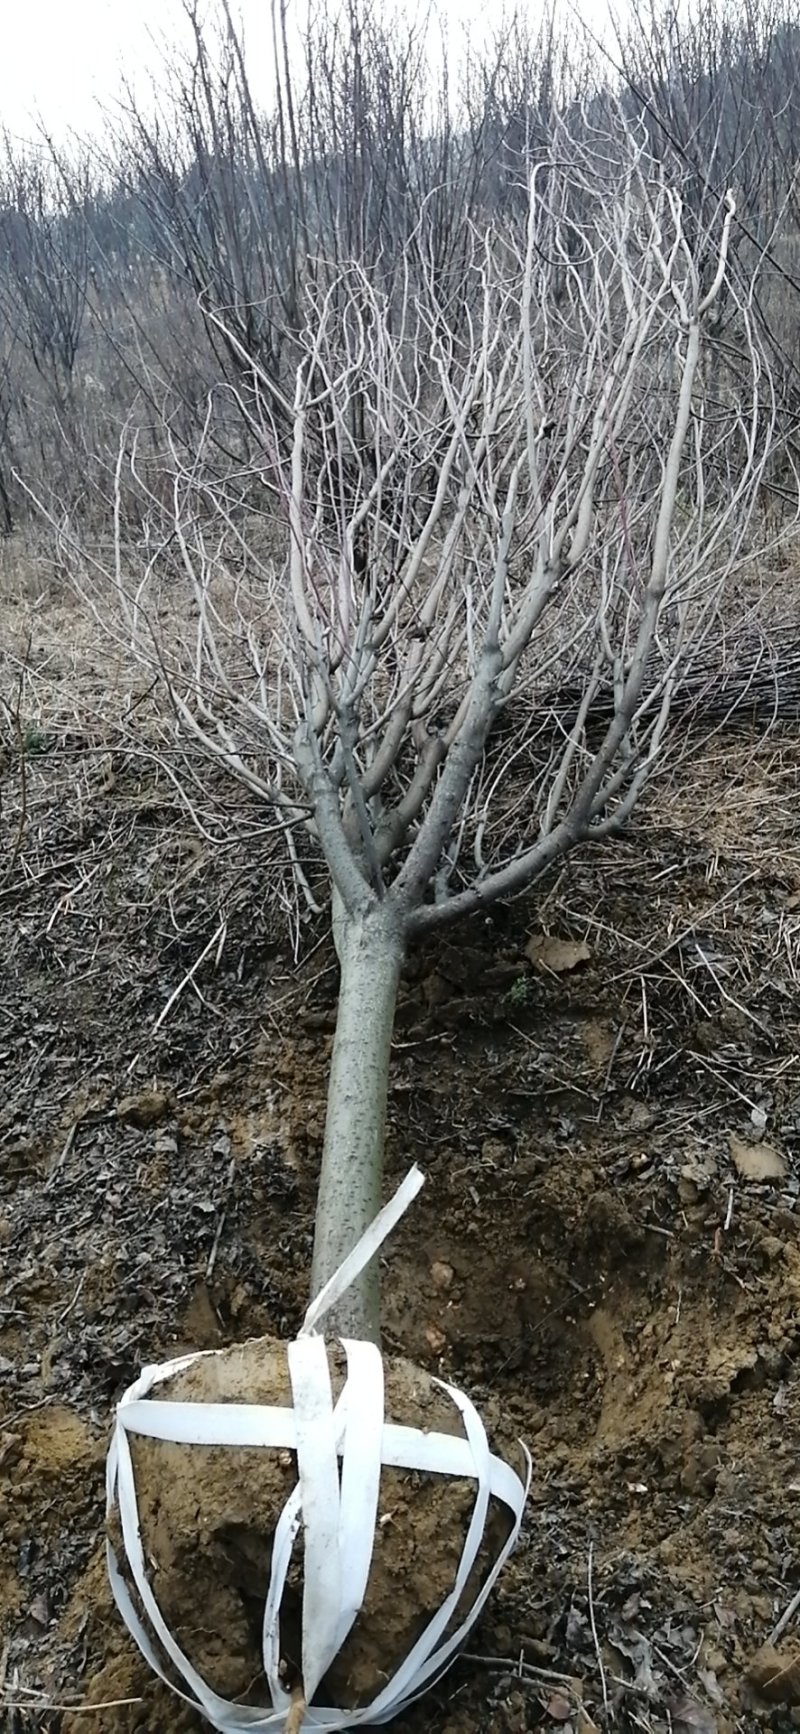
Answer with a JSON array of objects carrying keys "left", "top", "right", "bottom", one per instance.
[{"left": 3, "top": 640, "right": 800, "bottom": 1732}]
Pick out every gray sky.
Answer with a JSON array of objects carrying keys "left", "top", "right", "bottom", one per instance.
[
  {"left": 0, "top": 0, "right": 509, "bottom": 143},
  {"left": 0, "top": 1, "right": 235, "bottom": 141}
]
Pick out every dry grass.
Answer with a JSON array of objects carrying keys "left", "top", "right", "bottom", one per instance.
[
  {"left": 0, "top": 533, "right": 154, "bottom": 740},
  {"left": 0, "top": 538, "right": 321, "bottom": 969}
]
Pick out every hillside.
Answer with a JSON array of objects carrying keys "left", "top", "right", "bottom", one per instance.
[{"left": 2, "top": 579, "right": 800, "bottom": 1732}]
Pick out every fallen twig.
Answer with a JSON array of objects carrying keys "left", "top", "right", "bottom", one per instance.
[
  {"left": 769, "top": 1582, "right": 800, "bottom": 1646},
  {"left": 587, "top": 1543, "right": 609, "bottom": 1720},
  {"left": 152, "top": 914, "right": 227, "bottom": 1033}
]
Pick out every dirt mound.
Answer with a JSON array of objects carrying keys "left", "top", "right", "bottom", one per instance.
[{"left": 112, "top": 1338, "right": 515, "bottom": 1712}]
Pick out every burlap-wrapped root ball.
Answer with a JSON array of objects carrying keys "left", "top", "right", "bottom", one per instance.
[{"left": 107, "top": 1331, "right": 528, "bottom": 1729}]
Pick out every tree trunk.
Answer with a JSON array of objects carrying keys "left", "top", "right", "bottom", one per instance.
[{"left": 309, "top": 896, "right": 406, "bottom": 1341}]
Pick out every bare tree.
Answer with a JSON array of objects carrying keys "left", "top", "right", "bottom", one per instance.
[
  {"left": 113, "top": 0, "right": 473, "bottom": 428},
  {"left": 612, "top": 0, "right": 800, "bottom": 468},
  {"left": 0, "top": 335, "right": 17, "bottom": 534},
  {"left": 110, "top": 0, "right": 585, "bottom": 471},
  {"left": 6, "top": 0, "right": 797, "bottom": 550},
  {"left": 61, "top": 109, "right": 775, "bottom": 1341},
  {"left": 0, "top": 137, "right": 91, "bottom": 393}
]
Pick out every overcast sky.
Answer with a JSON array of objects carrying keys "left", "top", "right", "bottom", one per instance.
[
  {"left": 0, "top": 0, "right": 520, "bottom": 144},
  {"left": 0, "top": 1, "right": 240, "bottom": 141}
]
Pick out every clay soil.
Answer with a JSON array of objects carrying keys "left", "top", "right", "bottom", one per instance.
[{"left": 3, "top": 593, "right": 800, "bottom": 1732}]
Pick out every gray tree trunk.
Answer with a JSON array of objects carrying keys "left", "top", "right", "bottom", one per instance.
[{"left": 309, "top": 896, "right": 406, "bottom": 1341}]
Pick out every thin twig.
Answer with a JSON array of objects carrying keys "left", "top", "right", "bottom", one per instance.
[
  {"left": 57, "top": 1270, "right": 87, "bottom": 1324},
  {"left": 0, "top": 1691, "right": 144, "bottom": 1714},
  {"left": 587, "top": 1543, "right": 609, "bottom": 1718},
  {"left": 770, "top": 1583, "right": 800, "bottom": 1645},
  {"left": 152, "top": 914, "right": 227, "bottom": 1034},
  {"left": 206, "top": 1157, "right": 237, "bottom": 1279},
  {"left": 461, "top": 1651, "right": 578, "bottom": 1687},
  {"left": 46, "top": 1117, "right": 80, "bottom": 1190}
]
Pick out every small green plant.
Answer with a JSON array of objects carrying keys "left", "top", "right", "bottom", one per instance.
[
  {"left": 21, "top": 721, "right": 51, "bottom": 757},
  {"left": 508, "top": 974, "right": 531, "bottom": 1009}
]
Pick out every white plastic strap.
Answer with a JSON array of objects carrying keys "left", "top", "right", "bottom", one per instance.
[
  {"left": 300, "top": 1165, "right": 424, "bottom": 1337},
  {"left": 334, "top": 1341, "right": 383, "bottom": 1657},
  {"left": 262, "top": 1477, "right": 301, "bottom": 1711},
  {"left": 288, "top": 1335, "right": 342, "bottom": 1698},
  {"left": 107, "top": 1166, "right": 531, "bottom": 1732}
]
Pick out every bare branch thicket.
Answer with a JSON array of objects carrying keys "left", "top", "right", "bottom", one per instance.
[
  {"left": 108, "top": 0, "right": 595, "bottom": 480},
  {"left": 4, "top": 0, "right": 799, "bottom": 549},
  {"left": 614, "top": 0, "right": 800, "bottom": 499},
  {"left": 115, "top": 10, "right": 289, "bottom": 391},
  {"left": 616, "top": 0, "right": 784, "bottom": 214},
  {"left": 0, "top": 336, "right": 17, "bottom": 534},
  {"left": 140, "top": 127, "right": 768, "bottom": 882},
  {"left": 466, "top": 12, "right": 596, "bottom": 222},
  {"left": 0, "top": 138, "right": 131, "bottom": 522},
  {"left": 62, "top": 105, "right": 779, "bottom": 1333},
  {"left": 0, "top": 138, "right": 90, "bottom": 390},
  {"left": 112, "top": 0, "right": 443, "bottom": 417}
]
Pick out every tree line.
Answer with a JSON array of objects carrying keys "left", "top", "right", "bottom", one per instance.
[{"left": 2, "top": 0, "right": 800, "bottom": 540}]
